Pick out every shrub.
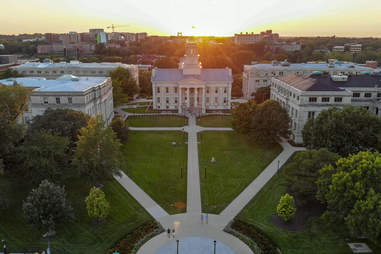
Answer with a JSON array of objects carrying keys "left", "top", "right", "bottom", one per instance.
[{"left": 277, "top": 193, "right": 296, "bottom": 222}]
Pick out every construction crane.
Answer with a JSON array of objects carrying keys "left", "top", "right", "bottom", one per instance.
[{"left": 106, "top": 24, "right": 129, "bottom": 33}]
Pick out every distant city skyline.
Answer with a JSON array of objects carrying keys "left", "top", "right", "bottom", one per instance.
[{"left": 2, "top": 0, "right": 381, "bottom": 37}]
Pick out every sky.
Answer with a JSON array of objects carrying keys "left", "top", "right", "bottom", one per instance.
[{"left": 1, "top": 0, "right": 381, "bottom": 37}]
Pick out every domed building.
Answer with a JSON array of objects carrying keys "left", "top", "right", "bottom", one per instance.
[{"left": 151, "top": 43, "right": 233, "bottom": 114}]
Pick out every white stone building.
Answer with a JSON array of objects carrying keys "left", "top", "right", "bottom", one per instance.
[
  {"left": 270, "top": 73, "right": 381, "bottom": 144},
  {"left": 242, "top": 60, "right": 374, "bottom": 99},
  {"left": 0, "top": 75, "right": 114, "bottom": 125},
  {"left": 151, "top": 43, "right": 233, "bottom": 114},
  {"left": 11, "top": 60, "right": 139, "bottom": 85}
]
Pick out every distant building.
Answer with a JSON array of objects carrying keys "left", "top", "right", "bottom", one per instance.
[
  {"left": 242, "top": 60, "right": 374, "bottom": 99},
  {"left": 333, "top": 46, "right": 345, "bottom": 52},
  {"left": 62, "top": 32, "right": 81, "bottom": 44},
  {"left": 37, "top": 43, "right": 96, "bottom": 56},
  {"left": 0, "top": 55, "right": 18, "bottom": 64},
  {"left": 234, "top": 30, "right": 279, "bottom": 45},
  {"left": 365, "top": 60, "right": 378, "bottom": 68},
  {"left": 272, "top": 41, "right": 302, "bottom": 52},
  {"left": 0, "top": 75, "right": 114, "bottom": 125},
  {"left": 151, "top": 43, "right": 232, "bottom": 113},
  {"left": 0, "top": 44, "right": 4, "bottom": 50},
  {"left": 12, "top": 61, "right": 139, "bottom": 84},
  {"left": 89, "top": 29, "right": 105, "bottom": 42},
  {"left": 271, "top": 73, "right": 381, "bottom": 143},
  {"left": 345, "top": 43, "right": 362, "bottom": 53},
  {"left": 136, "top": 32, "right": 148, "bottom": 41},
  {"left": 45, "top": 33, "right": 61, "bottom": 43}
]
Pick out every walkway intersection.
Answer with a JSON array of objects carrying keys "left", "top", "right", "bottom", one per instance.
[{"left": 114, "top": 113, "right": 305, "bottom": 254}]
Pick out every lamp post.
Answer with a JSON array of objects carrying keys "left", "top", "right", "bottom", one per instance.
[
  {"left": 2, "top": 239, "right": 6, "bottom": 254},
  {"left": 176, "top": 239, "right": 179, "bottom": 254},
  {"left": 214, "top": 240, "right": 216, "bottom": 254},
  {"left": 43, "top": 230, "right": 56, "bottom": 254}
]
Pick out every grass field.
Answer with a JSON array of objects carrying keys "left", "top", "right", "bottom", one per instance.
[
  {"left": 123, "top": 131, "right": 188, "bottom": 214},
  {"left": 197, "top": 116, "right": 233, "bottom": 127},
  {"left": 0, "top": 176, "right": 151, "bottom": 254},
  {"left": 127, "top": 115, "right": 188, "bottom": 127},
  {"left": 122, "top": 107, "right": 160, "bottom": 114},
  {"left": 198, "top": 131, "right": 282, "bottom": 214},
  {"left": 236, "top": 157, "right": 381, "bottom": 254}
]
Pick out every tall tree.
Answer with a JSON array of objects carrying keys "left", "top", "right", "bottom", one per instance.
[
  {"left": 23, "top": 180, "right": 73, "bottom": 231},
  {"left": 232, "top": 74, "right": 243, "bottom": 98},
  {"left": 253, "top": 86, "right": 270, "bottom": 104},
  {"left": 303, "top": 106, "right": 381, "bottom": 156},
  {"left": 110, "top": 67, "right": 139, "bottom": 106},
  {"left": 28, "top": 108, "right": 89, "bottom": 147},
  {"left": 249, "top": 100, "right": 290, "bottom": 144},
  {"left": 0, "top": 83, "right": 30, "bottom": 123},
  {"left": 317, "top": 151, "right": 381, "bottom": 243},
  {"left": 284, "top": 149, "right": 339, "bottom": 205},
  {"left": 110, "top": 116, "right": 129, "bottom": 144},
  {"left": 138, "top": 70, "right": 152, "bottom": 97},
  {"left": 73, "top": 115, "right": 123, "bottom": 183},
  {"left": 232, "top": 100, "right": 257, "bottom": 134}
]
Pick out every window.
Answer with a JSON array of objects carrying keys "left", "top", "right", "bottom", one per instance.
[
  {"left": 157, "top": 97, "right": 160, "bottom": 103},
  {"left": 364, "top": 93, "right": 372, "bottom": 98},
  {"left": 60, "top": 71, "right": 64, "bottom": 74},
  {"left": 37, "top": 71, "right": 42, "bottom": 74},
  {"left": 322, "top": 97, "right": 330, "bottom": 102},
  {"left": 29, "top": 71, "right": 34, "bottom": 74},
  {"left": 308, "top": 111, "right": 315, "bottom": 119},
  {"left": 334, "top": 97, "right": 343, "bottom": 102},
  {"left": 52, "top": 71, "right": 57, "bottom": 74},
  {"left": 56, "top": 97, "right": 61, "bottom": 104},
  {"left": 353, "top": 93, "right": 360, "bottom": 98},
  {"left": 215, "top": 88, "right": 218, "bottom": 94},
  {"left": 175, "top": 98, "right": 178, "bottom": 104},
  {"left": 206, "top": 88, "right": 209, "bottom": 93},
  {"left": 68, "top": 97, "right": 72, "bottom": 104},
  {"left": 206, "top": 97, "right": 209, "bottom": 103},
  {"left": 224, "top": 97, "right": 227, "bottom": 104},
  {"left": 157, "top": 87, "right": 160, "bottom": 93},
  {"left": 224, "top": 88, "right": 227, "bottom": 94},
  {"left": 166, "top": 98, "right": 169, "bottom": 104},
  {"left": 166, "top": 87, "right": 169, "bottom": 93},
  {"left": 175, "top": 88, "right": 178, "bottom": 93},
  {"left": 309, "top": 97, "right": 317, "bottom": 103},
  {"left": 215, "top": 97, "right": 218, "bottom": 104},
  {"left": 43, "top": 97, "right": 48, "bottom": 104},
  {"left": 378, "top": 93, "right": 381, "bottom": 98},
  {"left": 279, "top": 71, "right": 284, "bottom": 76}
]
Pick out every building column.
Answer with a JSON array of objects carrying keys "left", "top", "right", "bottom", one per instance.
[
  {"left": 202, "top": 87, "right": 206, "bottom": 114},
  {"left": 178, "top": 87, "right": 182, "bottom": 113},
  {"left": 186, "top": 87, "right": 190, "bottom": 108},
  {"left": 194, "top": 87, "right": 198, "bottom": 107},
  {"left": 152, "top": 84, "right": 156, "bottom": 109},
  {"left": 227, "top": 85, "right": 231, "bottom": 109}
]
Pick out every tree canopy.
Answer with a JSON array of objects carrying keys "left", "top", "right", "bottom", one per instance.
[
  {"left": 317, "top": 151, "right": 381, "bottom": 243},
  {"left": 85, "top": 187, "right": 110, "bottom": 222},
  {"left": 277, "top": 193, "right": 296, "bottom": 222},
  {"left": 23, "top": 180, "right": 73, "bottom": 231},
  {"left": 138, "top": 70, "right": 152, "bottom": 97},
  {"left": 16, "top": 131, "right": 71, "bottom": 184},
  {"left": 28, "top": 108, "right": 89, "bottom": 147},
  {"left": 303, "top": 106, "right": 381, "bottom": 156},
  {"left": 252, "top": 86, "right": 270, "bottom": 104},
  {"left": 73, "top": 115, "right": 123, "bottom": 183},
  {"left": 0, "top": 83, "right": 30, "bottom": 123},
  {"left": 284, "top": 149, "right": 339, "bottom": 205},
  {"left": 232, "top": 100, "right": 257, "bottom": 134},
  {"left": 110, "top": 67, "right": 139, "bottom": 106},
  {"left": 110, "top": 116, "right": 129, "bottom": 144}
]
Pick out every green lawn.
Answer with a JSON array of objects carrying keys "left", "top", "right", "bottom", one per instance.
[
  {"left": 236, "top": 158, "right": 381, "bottom": 254},
  {"left": 123, "top": 131, "right": 187, "bottom": 214},
  {"left": 0, "top": 176, "right": 151, "bottom": 254},
  {"left": 198, "top": 131, "right": 282, "bottom": 214},
  {"left": 123, "top": 107, "right": 153, "bottom": 114},
  {"left": 197, "top": 116, "right": 233, "bottom": 127},
  {"left": 127, "top": 115, "right": 187, "bottom": 127}
]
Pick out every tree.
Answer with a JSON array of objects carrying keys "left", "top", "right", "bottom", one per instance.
[
  {"left": 0, "top": 69, "right": 23, "bottom": 79},
  {"left": 317, "top": 151, "right": 381, "bottom": 243},
  {"left": 277, "top": 194, "right": 296, "bottom": 222},
  {"left": 73, "top": 115, "right": 123, "bottom": 183},
  {"left": 249, "top": 100, "right": 290, "bottom": 144},
  {"left": 232, "top": 74, "right": 242, "bottom": 98},
  {"left": 110, "top": 116, "right": 129, "bottom": 144},
  {"left": 155, "top": 57, "right": 178, "bottom": 68},
  {"left": 232, "top": 100, "right": 257, "bottom": 134},
  {"left": 110, "top": 67, "right": 139, "bottom": 106},
  {"left": 22, "top": 180, "right": 73, "bottom": 231},
  {"left": 85, "top": 187, "right": 110, "bottom": 223},
  {"left": 16, "top": 132, "right": 71, "bottom": 184},
  {"left": 28, "top": 108, "right": 89, "bottom": 148},
  {"left": 138, "top": 70, "right": 152, "bottom": 97},
  {"left": 252, "top": 86, "right": 270, "bottom": 104},
  {"left": 303, "top": 106, "right": 381, "bottom": 156},
  {"left": 284, "top": 149, "right": 339, "bottom": 205},
  {"left": 0, "top": 83, "right": 30, "bottom": 122}
]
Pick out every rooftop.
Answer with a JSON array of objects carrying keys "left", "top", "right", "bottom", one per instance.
[
  {"left": 152, "top": 68, "right": 233, "bottom": 83},
  {"left": 0, "top": 75, "right": 108, "bottom": 92},
  {"left": 245, "top": 62, "right": 372, "bottom": 71},
  {"left": 12, "top": 61, "right": 137, "bottom": 69},
  {"left": 277, "top": 74, "right": 381, "bottom": 91}
]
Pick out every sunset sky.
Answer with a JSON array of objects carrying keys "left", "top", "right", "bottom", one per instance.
[{"left": 2, "top": 0, "right": 381, "bottom": 37}]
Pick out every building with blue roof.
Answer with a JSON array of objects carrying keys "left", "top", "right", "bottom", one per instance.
[
  {"left": 0, "top": 75, "right": 114, "bottom": 125},
  {"left": 151, "top": 43, "right": 233, "bottom": 114},
  {"left": 242, "top": 60, "right": 375, "bottom": 99}
]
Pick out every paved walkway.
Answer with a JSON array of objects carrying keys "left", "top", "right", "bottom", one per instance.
[{"left": 115, "top": 114, "right": 306, "bottom": 254}]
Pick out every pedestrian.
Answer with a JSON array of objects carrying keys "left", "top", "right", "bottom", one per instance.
[
  {"left": 206, "top": 213, "right": 209, "bottom": 224},
  {"left": 167, "top": 228, "right": 171, "bottom": 238},
  {"left": 201, "top": 213, "right": 204, "bottom": 224},
  {"left": 172, "top": 228, "right": 175, "bottom": 238}
]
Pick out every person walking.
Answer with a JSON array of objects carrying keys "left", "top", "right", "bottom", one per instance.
[
  {"left": 206, "top": 213, "right": 209, "bottom": 224},
  {"left": 167, "top": 228, "right": 171, "bottom": 238},
  {"left": 201, "top": 214, "right": 204, "bottom": 224},
  {"left": 172, "top": 229, "right": 175, "bottom": 239}
]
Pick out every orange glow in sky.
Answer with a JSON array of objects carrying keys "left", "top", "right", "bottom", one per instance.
[{"left": 1, "top": 0, "right": 381, "bottom": 37}]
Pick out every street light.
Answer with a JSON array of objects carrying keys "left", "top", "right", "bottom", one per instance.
[
  {"left": 214, "top": 240, "right": 216, "bottom": 254},
  {"left": 2, "top": 239, "right": 6, "bottom": 254},
  {"left": 43, "top": 230, "right": 56, "bottom": 254},
  {"left": 176, "top": 239, "right": 179, "bottom": 254}
]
